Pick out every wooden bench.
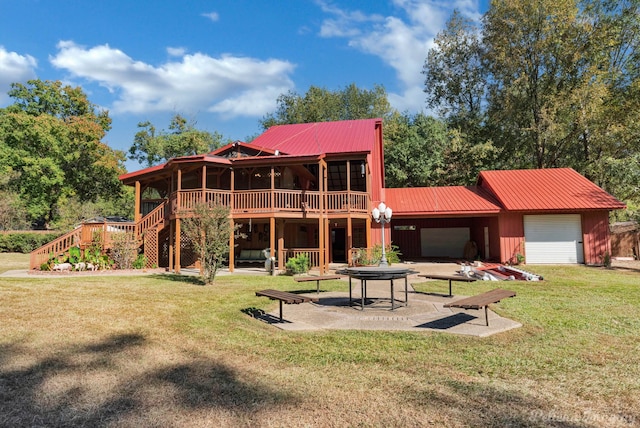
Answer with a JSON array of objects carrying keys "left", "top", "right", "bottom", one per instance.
[
  {"left": 443, "top": 288, "right": 516, "bottom": 326},
  {"left": 294, "top": 274, "right": 344, "bottom": 294},
  {"left": 419, "top": 274, "right": 477, "bottom": 297},
  {"left": 255, "top": 289, "right": 318, "bottom": 321}
]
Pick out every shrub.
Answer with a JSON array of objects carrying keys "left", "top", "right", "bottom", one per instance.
[
  {"left": 352, "top": 244, "right": 401, "bottom": 266},
  {"left": 132, "top": 254, "right": 146, "bottom": 269},
  {"left": 0, "top": 232, "right": 62, "bottom": 253},
  {"left": 286, "top": 253, "right": 311, "bottom": 275},
  {"left": 110, "top": 232, "right": 138, "bottom": 269}
]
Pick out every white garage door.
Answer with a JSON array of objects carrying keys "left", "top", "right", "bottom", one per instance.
[
  {"left": 421, "top": 227, "right": 470, "bottom": 258},
  {"left": 524, "top": 214, "right": 584, "bottom": 264}
]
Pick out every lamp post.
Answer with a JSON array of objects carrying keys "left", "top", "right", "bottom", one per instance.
[{"left": 372, "top": 202, "right": 392, "bottom": 267}]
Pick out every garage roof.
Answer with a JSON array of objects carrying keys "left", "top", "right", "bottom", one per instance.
[
  {"left": 478, "top": 168, "right": 626, "bottom": 211},
  {"left": 386, "top": 186, "right": 502, "bottom": 216}
]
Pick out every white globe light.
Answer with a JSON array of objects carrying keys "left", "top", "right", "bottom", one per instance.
[{"left": 372, "top": 207, "right": 380, "bottom": 220}]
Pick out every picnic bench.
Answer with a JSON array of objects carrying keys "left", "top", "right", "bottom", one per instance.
[
  {"left": 419, "top": 274, "right": 477, "bottom": 297},
  {"left": 255, "top": 289, "right": 318, "bottom": 322},
  {"left": 293, "top": 274, "right": 344, "bottom": 294},
  {"left": 443, "top": 288, "right": 516, "bottom": 326}
]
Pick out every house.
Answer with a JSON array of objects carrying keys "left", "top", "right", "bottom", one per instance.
[{"left": 29, "top": 118, "right": 625, "bottom": 270}]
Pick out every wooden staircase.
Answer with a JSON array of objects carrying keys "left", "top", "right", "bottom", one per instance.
[{"left": 29, "top": 201, "right": 168, "bottom": 270}]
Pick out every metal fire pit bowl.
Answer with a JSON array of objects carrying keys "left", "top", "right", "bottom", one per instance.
[{"left": 336, "top": 266, "right": 419, "bottom": 310}]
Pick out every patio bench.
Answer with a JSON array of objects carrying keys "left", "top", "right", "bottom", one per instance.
[
  {"left": 294, "top": 274, "right": 344, "bottom": 294},
  {"left": 443, "top": 288, "right": 516, "bottom": 326},
  {"left": 236, "top": 249, "right": 267, "bottom": 266},
  {"left": 419, "top": 274, "right": 477, "bottom": 297},
  {"left": 256, "top": 289, "right": 318, "bottom": 322}
]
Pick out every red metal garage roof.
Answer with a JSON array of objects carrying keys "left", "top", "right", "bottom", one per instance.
[
  {"left": 386, "top": 186, "right": 502, "bottom": 216},
  {"left": 250, "top": 118, "right": 381, "bottom": 155},
  {"left": 478, "top": 168, "right": 626, "bottom": 211}
]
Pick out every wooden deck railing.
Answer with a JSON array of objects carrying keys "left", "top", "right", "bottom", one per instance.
[
  {"left": 30, "top": 228, "right": 82, "bottom": 270},
  {"left": 171, "top": 189, "right": 368, "bottom": 216},
  {"left": 281, "top": 248, "right": 321, "bottom": 269},
  {"left": 136, "top": 201, "right": 167, "bottom": 236},
  {"left": 29, "top": 201, "right": 169, "bottom": 270}
]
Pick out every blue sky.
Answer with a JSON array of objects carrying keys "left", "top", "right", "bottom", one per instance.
[{"left": 0, "top": 0, "right": 487, "bottom": 172}]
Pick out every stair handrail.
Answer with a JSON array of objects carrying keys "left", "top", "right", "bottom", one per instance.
[
  {"left": 136, "top": 200, "right": 167, "bottom": 238},
  {"left": 29, "top": 227, "right": 82, "bottom": 270}
]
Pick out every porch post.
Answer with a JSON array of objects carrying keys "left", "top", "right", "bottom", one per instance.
[
  {"left": 277, "top": 219, "right": 285, "bottom": 270},
  {"left": 175, "top": 218, "right": 181, "bottom": 274},
  {"left": 169, "top": 220, "right": 174, "bottom": 271},
  {"left": 347, "top": 216, "right": 353, "bottom": 263},
  {"left": 229, "top": 218, "right": 235, "bottom": 272},
  {"left": 202, "top": 165, "right": 207, "bottom": 204},
  {"left": 318, "top": 159, "right": 326, "bottom": 273},
  {"left": 134, "top": 180, "right": 141, "bottom": 223},
  {"left": 270, "top": 216, "right": 276, "bottom": 270}
]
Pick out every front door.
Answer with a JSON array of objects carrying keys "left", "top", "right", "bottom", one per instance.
[{"left": 331, "top": 228, "right": 346, "bottom": 263}]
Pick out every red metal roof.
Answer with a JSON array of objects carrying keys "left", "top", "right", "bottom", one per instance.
[
  {"left": 386, "top": 186, "right": 502, "bottom": 216},
  {"left": 478, "top": 168, "right": 626, "bottom": 211},
  {"left": 249, "top": 118, "right": 382, "bottom": 155}
]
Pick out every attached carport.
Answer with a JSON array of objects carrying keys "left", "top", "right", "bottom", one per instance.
[{"left": 386, "top": 186, "right": 502, "bottom": 261}]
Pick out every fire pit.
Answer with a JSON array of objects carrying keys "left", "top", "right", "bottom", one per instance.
[{"left": 336, "top": 266, "right": 418, "bottom": 310}]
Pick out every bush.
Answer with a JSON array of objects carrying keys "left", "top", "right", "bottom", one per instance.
[
  {"left": 0, "top": 232, "right": 62, "bottom": 253},
  {"left": 352, "top": 244, "right": 402, "bottom": 266},
  {"left": 286, "top": 253, "right": 311, "bottom": 275},
  {"left": 110, "top": 232, "right": 138, "bottom": 270}
]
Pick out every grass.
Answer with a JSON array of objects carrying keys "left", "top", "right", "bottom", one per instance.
[{"left": 1, "top": 255, "right": 639, "bottom": 427}]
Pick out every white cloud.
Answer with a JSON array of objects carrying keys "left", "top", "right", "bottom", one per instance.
[
  {"left": 167, "top": 46, "right": 187, "bottom": 57},
  {"left": 317, "top": 0, "right": 482, "bottom": 112},
  {"left": 49, "top": 41, "right": 296, "bottom": 118},
  {"left": 0, "top": 46, "right": 37, "bottom": 104},
  {"left": 201, "top": 11, "right": 219, "bottom": 22}
]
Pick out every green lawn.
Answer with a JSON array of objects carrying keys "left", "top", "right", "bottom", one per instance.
[{"left": 1, "top": 256, "right": 638, "bottom": 427}]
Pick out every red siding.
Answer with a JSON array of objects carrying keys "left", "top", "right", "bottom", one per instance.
[
  {"left": 582, "top": 211, "right": 612, "bottom": 265},
  {"left": 498, "top": 213, "right": 525, "bottom": 264}
]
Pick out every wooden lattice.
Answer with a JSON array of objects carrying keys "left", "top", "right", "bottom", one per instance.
[
  {"left": 144, "top": 228, "right": 159, "bottom": 269},
  {"left": 180, "top": 231, "right": 198, "bottom": 268},
  {"left": 158, "top": 227, "right": 170, "bottom": 267}
]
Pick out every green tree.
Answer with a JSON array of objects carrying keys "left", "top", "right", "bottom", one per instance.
[
  {"left": 0, "top": 80, "right": 127, "bottom": 226},
  {"left": 129, "top": 114, "right": 226, "bottom": 167},
  {"left": 383, "top": 112, "right": 448, "bottom": 187},
  {"left": 423, "top": 10, "right": 487, "bottom": 139},
  {"left": 260, "top": 83, "right": 393, "bottom": 129},
  {"left": 179, "top": 203, "right": 240, "bottom": 284},
  {"left": 423, "top": 0, "right": 640, "bottom": 210}
]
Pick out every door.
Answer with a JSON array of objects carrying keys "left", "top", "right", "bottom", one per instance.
[
  {"left": 331, "top": 228, "right": 346, "bottom": 263},
  {"left": 524, "top": 214, "right": 584, "bottom": 263}
]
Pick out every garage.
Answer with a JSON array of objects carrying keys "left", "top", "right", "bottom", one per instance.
[
  {"left": 421, "top": 227, "right": 470, "bottom": 258},
  {"left": 524, "top": 214, "right": 584, "bottom": 264}
]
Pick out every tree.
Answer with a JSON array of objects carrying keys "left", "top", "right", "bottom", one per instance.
[
  {"left": 423, "top": 10, "right": 487, "bottom": 139},
  {"left": 0, "top": 80, "right": 127, "bottom": 227},
  {"left": 128, "top": 114, "right": 226, "bottom": 167},
  {"left": 260, "top": 83, "right": 393, "bottom": 129},
  {"left": 423, "top": 1, "right": 640, "bottom": 212},
  {"left": 179, "top": 203, "right": 240, "bottom": 284},
  {"left": 383, "top": 112, "right": 448, "bottom": 187}
]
